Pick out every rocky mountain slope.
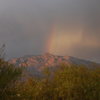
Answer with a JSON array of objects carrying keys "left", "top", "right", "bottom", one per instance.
[{"left": 9, "top": 53, "right": 99, "bottom": 76}]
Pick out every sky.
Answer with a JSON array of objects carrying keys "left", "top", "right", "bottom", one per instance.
[{"left": 0, "top": 0, "right": 100, "bottom": 62}]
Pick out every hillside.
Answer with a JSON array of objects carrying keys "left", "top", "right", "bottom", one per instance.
[{"left": 9, "top": 53, "right": 99, "bottom": 76}]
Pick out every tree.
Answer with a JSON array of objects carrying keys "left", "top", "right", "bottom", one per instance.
[
  {"left": 0, "top": 59, "right": 22, "bottom": 100},
  {"left": 0, "top": 44, "right": 6, "bottom": 59}
]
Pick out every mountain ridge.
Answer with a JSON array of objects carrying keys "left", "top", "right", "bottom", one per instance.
[
  {"left": 9, "top": 53, "right": 99, "bottom": 68},
  {"left": 9, "top": 53, "right": 100, "bottom": 76}
]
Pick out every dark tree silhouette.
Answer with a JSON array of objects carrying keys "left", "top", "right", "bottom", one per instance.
[{"left": 0, "top": 44, "right": 6, "bottom": 59}]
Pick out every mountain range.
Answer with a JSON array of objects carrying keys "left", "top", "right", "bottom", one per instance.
[{"left": 9, "top": 53, "right": 100, "bottom": 76}]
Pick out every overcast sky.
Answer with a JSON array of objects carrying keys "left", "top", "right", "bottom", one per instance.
[{"left": 0, "top": 0, "right": 100, "bottom": 62}]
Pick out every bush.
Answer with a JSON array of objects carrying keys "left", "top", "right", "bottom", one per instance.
[
  {"left": 0, "top": 61, "right": 100, "bottom": 100},
  {"left": 0, "top": 59, "right": 22, "bottom": 100},
  {"left": 14, "top": 64, "right": 100, "bottom": 100}
]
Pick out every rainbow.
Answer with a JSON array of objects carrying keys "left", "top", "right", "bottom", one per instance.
[
  {"left": 45, "top": 23, "right": 57, "bottom": 53},
  {"left": 45, "top": 23, "right": 83, "bottom": 55}
]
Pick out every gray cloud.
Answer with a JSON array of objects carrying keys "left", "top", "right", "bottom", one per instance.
[{"left": 0, "top": 0, "right": 100, "bottom": 62}]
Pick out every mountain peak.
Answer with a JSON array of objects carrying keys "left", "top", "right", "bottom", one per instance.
[{"left": 9, "top": 54, "right": 100, "bottom": 73}]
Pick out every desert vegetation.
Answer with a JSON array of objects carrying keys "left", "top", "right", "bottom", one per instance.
[
  {"left": 0, "top": 59, "right": 22, "bottom": 100},
  {"left": 0, "top": 59, "right": 100, "bottom": 100}
]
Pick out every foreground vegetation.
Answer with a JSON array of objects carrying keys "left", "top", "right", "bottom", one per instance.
[{"left": 0, "top": 59, "right": 100, "bottom": 100}]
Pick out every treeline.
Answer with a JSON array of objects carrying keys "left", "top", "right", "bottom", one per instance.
[{"left": 0, "top": 59, "right": 100, "bottom": 100}]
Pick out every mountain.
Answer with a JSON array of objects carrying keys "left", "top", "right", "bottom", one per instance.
[{"left": 9, "top": 53, "right": 99, "bottom": 76}]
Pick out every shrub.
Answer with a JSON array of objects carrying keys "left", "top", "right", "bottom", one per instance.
[
  {"left": 0, "top": 59, "right": 22, "bottom": 100},
  {"left": 14, "top": 64, "right": 100, "bottom": 100}
]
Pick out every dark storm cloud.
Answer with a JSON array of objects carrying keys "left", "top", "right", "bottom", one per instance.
[{"left": 0, "top": 0, "right": 100, "bottom": 62}]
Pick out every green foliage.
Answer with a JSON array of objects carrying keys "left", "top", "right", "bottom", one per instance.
[
  {"left": 0, "top": 62, "right": 100, "bottom": 100},
  {"left": 13, "top": 65, "right": 100, "bottom": 100},
  {"left": 53, "top": 65, "right": 100, "bottom": 100},
  {"left": 0, "top": 59, "right": 22, "bottom": 100}
]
